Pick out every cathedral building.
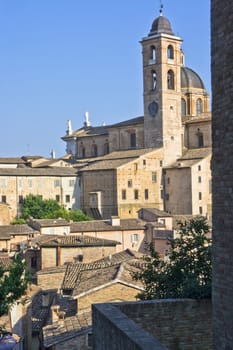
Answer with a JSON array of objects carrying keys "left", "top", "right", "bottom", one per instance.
[{"left": 62, "top": 8, "right": 212, "bottom": 220}]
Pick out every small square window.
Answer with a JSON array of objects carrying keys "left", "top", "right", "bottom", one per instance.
[{"left": 2, "top": 195, "right": 7, "bottom": 203}]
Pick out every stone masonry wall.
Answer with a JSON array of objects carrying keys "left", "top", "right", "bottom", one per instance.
[
  {"left": 92, "top": 299, "right": 212, "bottom": 350},
  {"left": 211, "top": 0, "right": 233, "bottom": 348}
]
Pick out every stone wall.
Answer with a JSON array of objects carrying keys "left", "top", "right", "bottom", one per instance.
[
  {"left": 92, "top": 299, "right": 212, "bottom": 350},
  {"left": 211, "top": 0, "right": 233, "bottom": 348}
]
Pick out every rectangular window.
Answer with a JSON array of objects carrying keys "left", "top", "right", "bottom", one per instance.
[
  {"left": 134, "top": 163, "right": 138, "bottom": 172},
  {"left": 130, "top": 133, "right": 136, "bottom": 148},
  {"left": 65, "top": 195, "right": 70, "bottom": 203},
  {"left": 31, "top": 257, "right": 37, "bottom": 269},
  {"left": 160, "top": 160, "right": 163, "bottom": 167},
  {"left": 128, "top": 179, "right": 132, "bottom": 188},
  {"left": 199, "top": 206, "right": 203, "bottom": 215},
  {"left": 167, "top": 177, "right": 170, "bottom": 184},
  {"left": 2, "top": 195, "right": 7, "bottom": 203},
  {"left": 143, "top": 159, "right": 146, "bottom": 166},
  {"left": 144, "top": 189, "right": 149, "bottom": 200},
  {"left": 199, "top": 192, "right": 202, "bottom": 200},
  {"left": 56, "top": 195, "right": 60, "bottom": 202},
  {"left": 134, "top": 189, "right": 139, "bottom": 200},
  {"left": 54, "top": 180, "right": 60, "bottom": 187},
  {"left": 19, "top": 195, "right": 23, "bottom": 204},
  {"left": 152, "top": 172, "right": 157, "bottom": 183},
  {"left": 131, "top": 233, "right": 139, "bottom": 243},
  {"left": 198, "top": 176, "right": 202, "bottom": 183},
  {"left": 122, "top": 189, "right": 126, "bottom": 200},
  {"left": 198, "top": 165, "right": 201, "bottom": 171},
  {"left": 166, "top": 193, "right": 169, "bottom": 201},
  {"left": 0, "top": 179, "right": 7, "bottom": 188},
  {"left": 69, "top": 179, "right": 75, "bottom": 187}
]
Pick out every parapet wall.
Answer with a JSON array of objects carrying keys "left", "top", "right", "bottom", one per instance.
[{"left": 92, "top": 299, "right": 212, "bottom": 350}]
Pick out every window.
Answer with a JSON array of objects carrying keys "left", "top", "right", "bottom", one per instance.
[
  {"left": 128, "top": 179, "right": 132, "bottom": 187},
  {"left": 167, "top": 177, "right": 170, "bottom": 184},
  {"left": 0, "top": 179, "right": 7, "bottom": 188},
  {"left": 166, "top": 193, "right": 169, "bottom": 201},
  {"left": 54, "top": 180, "right": 60, "bottom": 187},
  {"left": 56, "top": 195, "right": 60, "bottom": 202},
  {"left": 131, "top": 233, "right": 139, "bottom": 243},
  {"left": 196, "top": 99, "right": 203, "bottom": 115},
  {"left": 2, "top": 195, "right": 6, "bottom": 203},
  {"left": 199, "top": 192, "right": 202, "bottom": 200},
  {"left": 130, "top": 133, "right": 136, "bottom": 148},
  {"left": 122, "top": 189, "right": 126, "bottom": 200},
  {"left": 198, "top": 176, "right": 202, "bottom": 183},
  {"left": 65, "top": 195, "right": 70, "bottom": 203},
  {"left": 31, "top": 257, "right": 37, "bottom": 269},
  {"left": 143, "top": 159, "right": 146, "bottom": 166},
  {"left": 160, "top": 160, "right": 163, "bottom": 167},
  {"left": 150, "top": 46, "right": 156, "bottom": 62},
  {"left": 197, "top": 132, "right": 204, "bottom": 147},
  {"left": 19, "top": 195, "right": 23, "bottom": 204},
  {"left": 181, "top": 98, "right": 186, "bottom": 116},
  {"left": 152, "top": 70, "right": 157, "bottom": 90},
  {"left": 104, "top": 142, "right": 109, "bottom": 155},
  {"left": 199, "top": 206, "right": 203, "bottom": 215},
  {"left": 82, "top": 147, "right": 86, "bottom": 158},
  {"left": 198, "top": 165, "right": 201, "bottom": 171},
  {"left": 134, "top": 163, "right": 138, "bottom": 172},
  {"left": 152, "top": 172, "right": 157, "bottom": 183},
  {"left": 134, "top": 189, "right": 139, "bottom": 200},
  {"left": 69, "top": 179, "right": 75, "bottom": 187},
  {"left": 144, "top": 189, "right": 149, "bottom": 200},
  {"left": 167, "top": 70, "right": 174, "bottom": 89},
  {"left": 167, "top": 45, "right": 174, "bottom": 59},
  {"left": 74, "top": 254, "right": 83, "bottom": 263},
  {"left": 92, "top": 144, "right": 98, "bottom": 157}
]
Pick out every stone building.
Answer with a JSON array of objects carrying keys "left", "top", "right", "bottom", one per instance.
[
  {"left": 62, "top": 7, "right": 212, "bottom": 220},
  {"left": 0, "top": 157, "right": 80, "bottom": 222}
]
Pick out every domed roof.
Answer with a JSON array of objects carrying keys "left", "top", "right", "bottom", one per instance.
[
  {"left": 181, "top": 67, "right": 206, "bottom": 90},
  {"left": 149, "top": 14, "right": 174, "bottom": 36}
]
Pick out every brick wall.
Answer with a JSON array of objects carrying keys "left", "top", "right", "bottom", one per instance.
[
  {"left": 92, "top": 299, "right": 212, "bottom": 350},
  {"left": 211, "top": 0, "right": 233, "bottom": 348}
]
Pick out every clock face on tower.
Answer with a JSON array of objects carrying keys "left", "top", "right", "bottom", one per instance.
[{"left": 148, "top": 101, "right": 158, "bottom": 117}]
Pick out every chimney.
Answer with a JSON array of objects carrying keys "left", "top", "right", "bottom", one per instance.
[
  {"left": 110, "top": 216, "right": 120, "bottom": 226},
  {"left": 50, "top": 149, "right": 56, "bottom": 159}
]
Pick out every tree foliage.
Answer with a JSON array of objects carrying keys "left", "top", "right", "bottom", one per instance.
[
  {"left": 134, "top": 217, "right": 212, "bottom": 300},
  {"left": 20, "top": 194, "right": 92, "bottom": 221},
  {"left": 0, "top": 255, "right": 31, "bottom": 317}
]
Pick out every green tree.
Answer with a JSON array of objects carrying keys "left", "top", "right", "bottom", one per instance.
[
  {"left": 134, "top": 217, "right": 212, "bottom": 300},
  {"left": 0, "top": 254, "right": 31, "bottom": 317},
  {"left": 21, "top": 194, "right": 60, "bottom": 219},
  {"left": 20, "top": 194, "right": 92, "bottom": 221}
]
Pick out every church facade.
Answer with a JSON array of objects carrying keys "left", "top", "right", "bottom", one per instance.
[{"left": 62, "top": 9, "right": 212, "bottom": 220}]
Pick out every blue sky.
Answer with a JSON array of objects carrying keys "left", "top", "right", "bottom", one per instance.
[{"left": 0, "top": 0, "right": 210, "bottom": 158}]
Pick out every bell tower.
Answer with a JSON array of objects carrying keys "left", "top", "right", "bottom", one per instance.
[{"left": 142, "top": 6, "right": 183, "bottom": 165}]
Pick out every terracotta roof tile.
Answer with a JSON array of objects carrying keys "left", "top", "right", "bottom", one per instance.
[{"left": 70, "top": 219, "right": 145, "bottom": 233}]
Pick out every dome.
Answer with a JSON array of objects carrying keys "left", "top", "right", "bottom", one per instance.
[
  {"left": 149, "top": 14, "right": 174, "bottom": 36},
  {"left": 181, "top": 67, "right": 206, "bottom": 90}
]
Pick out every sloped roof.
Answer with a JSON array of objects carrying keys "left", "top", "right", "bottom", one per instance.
[
  {"left": 38, "top": 235, "right": 119, "bottom": 248},
  {"left": 139, "top": 207, "right": 172, "bottom": 218},
  {"left": 0, "top": 167, "right": 78, "bottom": 176},
  {"left": 70, "top": 219, "right": 145, "bottom": 233},
  {"left": 42, "top": 311, "right": 92, "bottom": 348},
  {"left": 62, "top": 249, "right": 144, "bottom": 290},
  {"left": 28, "top": 219, "right": 69, "bottom": 228},
  {"left": 0, "top": 224, "right": 36, "bottom": 235}
]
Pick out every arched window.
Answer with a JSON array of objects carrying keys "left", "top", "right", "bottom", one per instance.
[
  {"left": 181, "top": 98, "right": 186, "bottom": 116},
  {"left": 151, "top": 46, "right": 156, "bottom": 62},
  {"left": 196, "top": 99, "right": 203, "bottom": 115},
  {"left": 197, "top": 132, "right": 204, "bottom": 148},
  {"left": 167, "top": 70, "right": 174, "bottom": 90},
  {"left": 92, "top": 144, "right": 98, "bottom": 157},
  {"left": 167, "top": 45, "right": 174, "bottom": 59},
  {"left": 152, "top": 70, "right": 157, "bottom": 90}
]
